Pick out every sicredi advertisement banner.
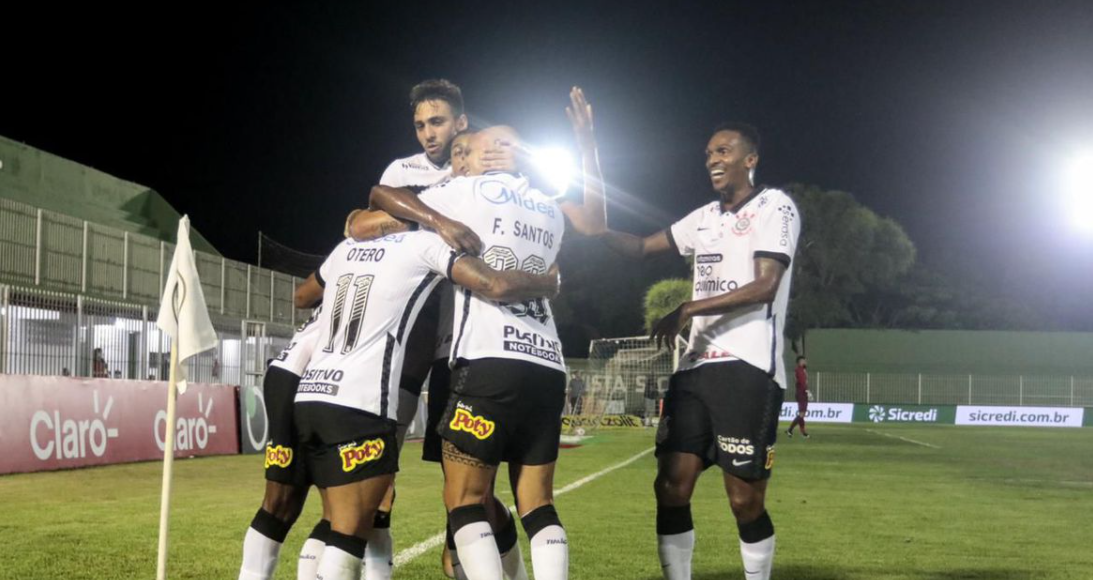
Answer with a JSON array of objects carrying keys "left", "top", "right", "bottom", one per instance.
[
  {"left": 853, "top": 404, "right": 956, "bottom": 424},
  {"left": 0, "top": 375, "right": 239, "bottom": 475},
  {"left": 955, "top": 406, "right": 1084, "bottom": 428},
  {"left": 779, "top": 402, "right": 854, "bottom": 423}
]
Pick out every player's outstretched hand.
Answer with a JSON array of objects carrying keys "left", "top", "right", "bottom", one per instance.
[
  {"left": 651, "top": 304, "right": 690, "bottom": 350},
  {"left": 566, "top": 86, "right": 596, "bottom": 152},
  {"left": 436, "top": 217, "right": 483, "bottom": 256}
]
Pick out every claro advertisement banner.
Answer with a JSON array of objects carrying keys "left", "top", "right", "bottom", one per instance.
[{"left": 0, "top": 375, "right": 238, "bottom": 475}]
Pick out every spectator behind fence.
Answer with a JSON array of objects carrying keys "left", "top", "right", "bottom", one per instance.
[{"left": 92, "top": 348, "right": 108, "bottom": 378}]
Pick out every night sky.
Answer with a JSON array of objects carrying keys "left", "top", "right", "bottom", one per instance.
[{"left": 4, "top": 1, "right": 1092, "bottom": 329}]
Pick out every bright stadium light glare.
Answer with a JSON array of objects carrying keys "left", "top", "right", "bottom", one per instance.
[
  {"left": 530, "top": 146, "right": 576, "bottom": 196},
  {"left": 1065, "top": 151, "right": 1093, "bottom": 234}
]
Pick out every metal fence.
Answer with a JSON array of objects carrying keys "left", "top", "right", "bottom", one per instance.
[
  {"left": 0, "top": 197, "right": 310, "bottom": 326},
  {"left": 811, "top": 371, "right": 1093, "bottom": 408},
  {"left": 560, "top": 360, "right": 1093, "bottom": 418},
  {"left": 0, "top": 283, "right": 295, "bottom": 385}
]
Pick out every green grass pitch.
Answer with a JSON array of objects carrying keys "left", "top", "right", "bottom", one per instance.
[{"left": 1, "top": 424, "right": 1091, "bottom": 579}]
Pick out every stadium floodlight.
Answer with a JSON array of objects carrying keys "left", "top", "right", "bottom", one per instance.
[
  {"left": 529, "top": 146, "right": 576, "bottom": 196},
  {"left": 1065, "top": 151, "right": 1093, "bottom": 234}
]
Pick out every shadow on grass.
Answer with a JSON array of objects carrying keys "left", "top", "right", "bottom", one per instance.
[{"left": 642, "top": 564, "right": 1033, "bottom": 580}]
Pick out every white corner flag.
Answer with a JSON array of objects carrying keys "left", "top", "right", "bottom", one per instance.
[
  {"left": 156, "top": 215, "right": 218, "bottom": 394},
  {"left": 154, "top": 215, "right": 218, "bottom": 580}
]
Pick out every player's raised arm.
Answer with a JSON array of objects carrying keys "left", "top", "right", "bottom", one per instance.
[
  {"left": 345, "top": 208, "right": 413, "bottom": 241},
  {"left": 293, "top": 272, "right": 324, "bottom": 309},
  {"left": 368, "top": 184, "right": 483, "bottom": 255},
  {"left": 449, "top": 257, "right": 561, "bottom": 303},
  {"left": 559, "top": 86, "right": 607, "bottom": 236},
  {"left": 651, "top": 256, "right": 787, "bottom": 348}
]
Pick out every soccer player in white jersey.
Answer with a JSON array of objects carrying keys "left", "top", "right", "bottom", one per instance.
[
  {"left": 590, "top": 122, "right": 800, "bottom": 580},
  {"left": 368, "top": 96, "right": 608, "bottom": 580},
  {"left": 296, "top": 228, "right": 560, "bottom": 580},
  {"left": 237, "top": 277, "right": 328, "bottom": 580}
]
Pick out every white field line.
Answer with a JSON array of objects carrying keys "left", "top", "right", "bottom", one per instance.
[
  {"left": 865, "top": 428, "right": 942, "bottom": 449},
  {"left": 392, "top": 446, "right": 656, "bottom": 568}
]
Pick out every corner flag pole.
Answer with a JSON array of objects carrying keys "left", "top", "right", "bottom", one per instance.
[{"left": 156, "top": 342, "right": 180, "bottom": 580}]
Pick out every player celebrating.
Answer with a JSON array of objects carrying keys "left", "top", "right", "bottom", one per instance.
[
  {"left": 237, "top": 278, "right": 326, "bottom": 580},
  {"left": 786, "top": 356, "right": 810, "bottom": 438},
  {"left": 367, "top": 90, "right": 606, "bottom": 580},
  {"left": 296, "top": 226, "right": 561, "bottom": 580},
  {"left": 591, "top": 122, "right": 800, "bottom": 580}
]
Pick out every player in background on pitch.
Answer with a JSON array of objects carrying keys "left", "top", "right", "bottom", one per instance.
[
  {"left": 588, "top": 122, "right": 800, "bottom": 580},
  {"left": 364, "top": 88, "right": 607, "bottom": 580},
  {"left": 786, "top": 356, "right": 810, "bottom": 438},
  {"left": 237, "top": 277, "right": 328, "bottom": 580},
  {"left": 292, "top": 220, "right": 561, "bottom": 580}
]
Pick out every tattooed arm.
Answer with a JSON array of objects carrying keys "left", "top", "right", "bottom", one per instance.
[{"left": 449, "top": 256, "right": 560, "bottom": 302}]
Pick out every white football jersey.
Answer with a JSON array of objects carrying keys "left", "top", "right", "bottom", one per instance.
[
  {"left": 420, "top": 173, "right": 566, "bottom": 372},
  {"left": 668, "top": 187, "right": 800, "bottom": 389},
  {"left": 294, "top": 232, "right": 456, "bottom": 419},
  {"left": 269, "top": 307, "right": 323, "bottom": 377},
  {"left": 379, "top": 152, "right": 450, "bottom": 191}
]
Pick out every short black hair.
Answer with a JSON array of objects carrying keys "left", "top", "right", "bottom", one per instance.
[
  {"left": 409, "top": 79, "right": 464, "bottom": 117},
  {"left": 712, "top": 121, "right": 761, "bottom": 155},
  {"left": 796, "top": 355, "right": 806, "bottom": 362}
]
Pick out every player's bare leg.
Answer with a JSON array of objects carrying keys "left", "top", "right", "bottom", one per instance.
[
  {"left": 509, "top": 462, "right": 566, "bottom": 580},
  {"left": 443, "top": 466, "right": 526, "bottom": 580},
  {"left": 724, "top": 473, "right": 775, "bottom": 580},
  {"left": 653, "top": 452, "right": 704, "bottom": 580},
  {"left": 443, "top": 440, "right": 504, "bottom": 580},
  {"left": 316, "top": 475, "right": 395, "bottom": 580}
]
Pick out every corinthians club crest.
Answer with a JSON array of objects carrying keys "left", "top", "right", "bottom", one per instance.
[{"left": 732, "top": 212, "right": 755, "bottom": 236}]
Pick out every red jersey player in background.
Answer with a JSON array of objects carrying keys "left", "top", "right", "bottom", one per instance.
[{"left": 786, "top": 357, "right": 810, "bottom": 439}]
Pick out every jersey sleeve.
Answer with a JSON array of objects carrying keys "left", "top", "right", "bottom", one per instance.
[
  {"left": 317, "top": 241, "right": 345, "bottom": 287},
  {"left": 753, "top": 194, "right": 800, "bottom": 266},
  {"left": 667, "top": 205, "right": 706, "bottom": 256},
  {"left": 416, "top": 231, "right": 461, "bottom": 280},
  {"left": 418, "top": 180, "right": 466, "bottom": 222},
  {"left": 378, "top": 160, "right": 401, "bottom": 187}
]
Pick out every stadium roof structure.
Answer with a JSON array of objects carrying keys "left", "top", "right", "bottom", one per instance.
[{"left": 0, "top": 134, "right": 219, "bottom": 255}]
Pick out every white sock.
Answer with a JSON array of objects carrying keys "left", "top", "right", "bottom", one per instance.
[
  {"left": 453, "top": 521, "right": 503, "bottom": 580},
  {"left": 362, "top": 527, "right": 393, "bottom": 580},
  {"left": 528, "top": 525, "right": 568, "bottom": 580},
  {"left": 298, "top": 537, "right": 324, "bottom": 580},
  {"left": 657, "top": 530, "right": 694, "bottom": 580},
  {"left": 239, "top": 526, "right": 282, "bottom": 580},
  {"left": 500, "top": 543, "right": 529, "bottom": 580},
  {"left": 315, "top": 545, "right": 362, "bottom": 580},
  {"left": 739, "top": 535, "right": 776, "bottom": 580}
]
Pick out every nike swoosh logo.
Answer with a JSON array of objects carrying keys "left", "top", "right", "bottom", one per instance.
[
  {"left": 732, "top": 459, "right": 753, "bottom": 466},
  {"left": 697, "top": 227, "right": 711, "bottom": 231}
]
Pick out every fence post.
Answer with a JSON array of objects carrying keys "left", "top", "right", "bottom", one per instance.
[
  {"left": 918, "top": 373, "right": 922, "bottom": 404},
  {"left": 269, "top": 271, "right": 275, "bottom": 322},
  {"left": 866, "top": 372, "right": 871, "bottom": 403},
  {"left": 141, "top": 305, "right": 149, "bottom": 381},
  {"left": 159, "top": 241, "right": 166, "bottom": 303},
  {"left": 220, "top": 258, "right": 227, "bottom": 315},
  {"left": 1071, "top": 376, "right": 1076, "bottom": 407},
  {"left": 246, "top": 265, "right": 252, "bottom": 319},
  {"left": 122, "top": 232, "right": 129, "bottom": 300},
  {"left": 968, "top": 374, "right": 972, "bottom": 405},
  {"left": 1019, "top": 376, "right": 1024, "bottom": 406},
  {"left": 0, "top": 285, "right": 8, "bottom": 374},
  {"left": 34, "top": 209, "right": 42, "bottom": 286},
  {"left": 75, "top": 295, "right": 83, "bottom": 376},
  {"left": 816, "top": 371, "right": 822, "bottom": 402},
  {"left": 81, "top": 221, "right": 89, "bottom": 293}
]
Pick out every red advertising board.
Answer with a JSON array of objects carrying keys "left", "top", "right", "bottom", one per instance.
[{"left": 0, "top": 375, "right": 239, "bottom": 475}]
